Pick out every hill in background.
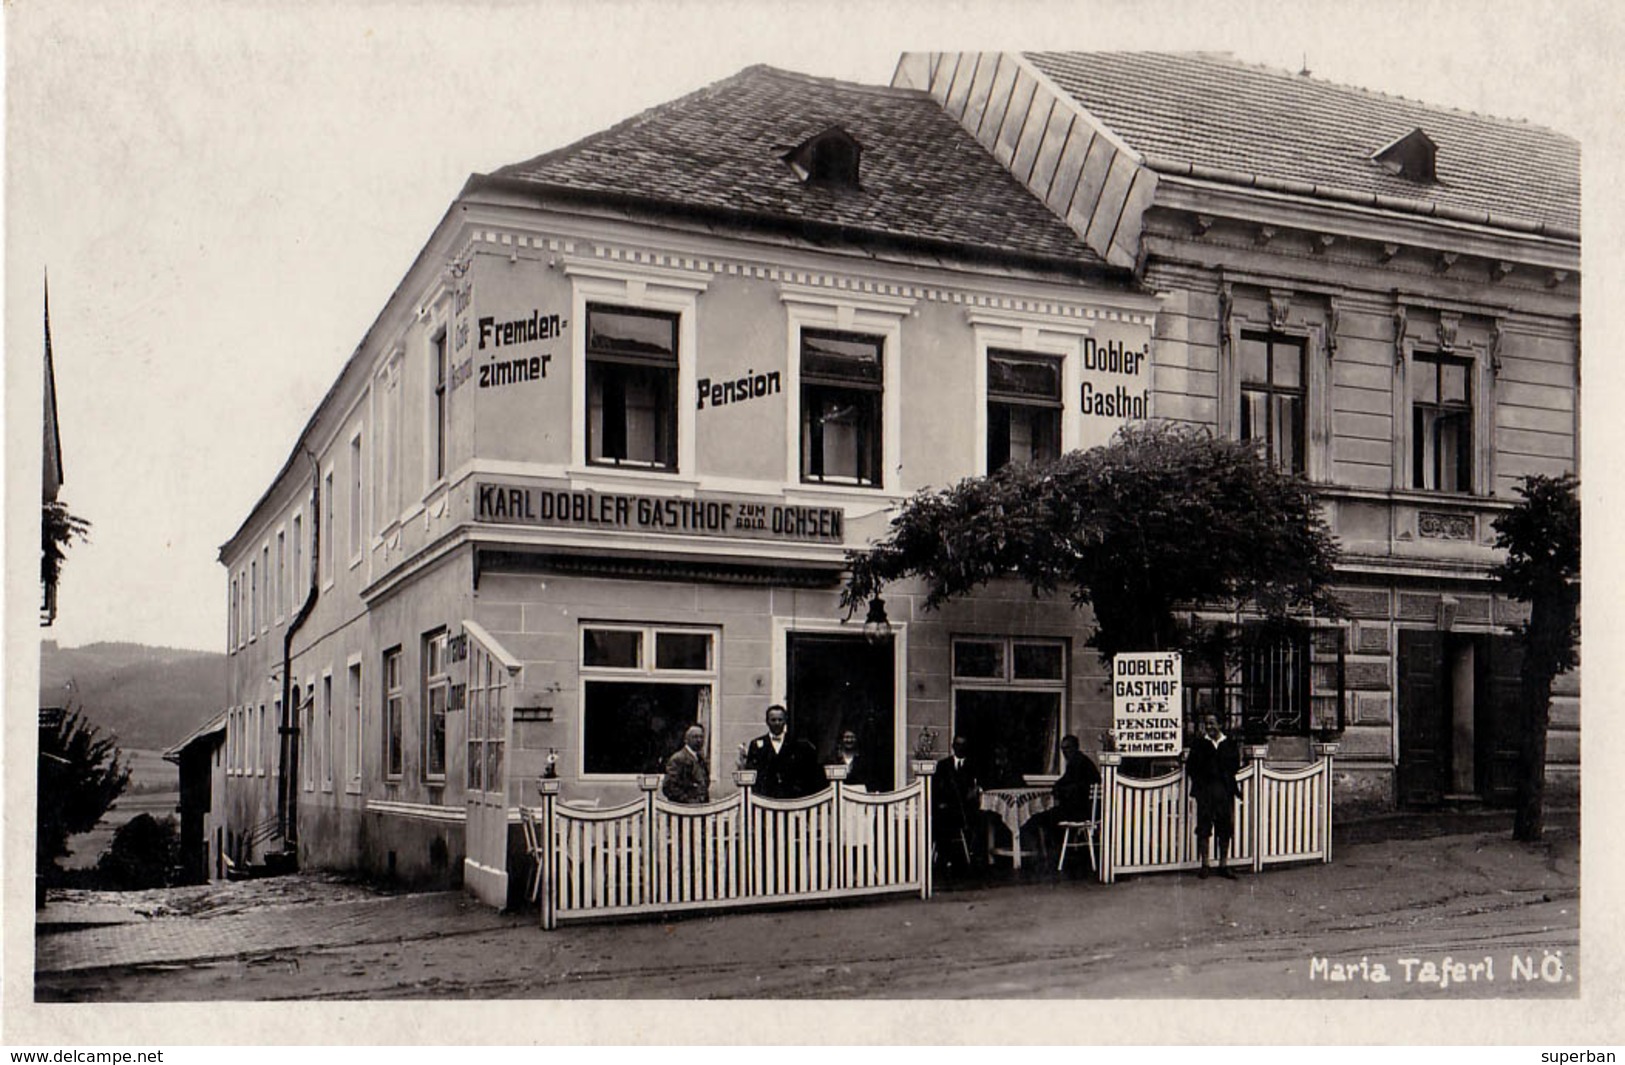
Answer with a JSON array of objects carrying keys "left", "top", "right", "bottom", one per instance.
[{"left": 40, "top": 640, "right": 227, "bottom": 751}]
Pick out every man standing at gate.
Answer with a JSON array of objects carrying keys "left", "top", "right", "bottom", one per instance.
[
  {"left": 739, "top": 704, "right": 821, "bottom": 798},
  {"left": 662, "top": 725, "right": 710, "bottom": 804},
  {"left": 1186, "top": 712, "right": 1243, "bottom": 879}
]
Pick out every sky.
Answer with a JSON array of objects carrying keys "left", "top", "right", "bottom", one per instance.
[{"left": 6, "top": 0, "right": 1619, "bottom": 654}]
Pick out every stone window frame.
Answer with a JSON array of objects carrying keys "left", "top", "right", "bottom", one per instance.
[
  {"left": 1219, "top": 285, "right": 1333, "bottom": 484},
  {"left": 563, "top": 257, "right": 711, "bottom": 480},
  {"left": 1391, "top": 307, "right": 1496, "bottom": 498},
  {"left": 779, "top": 284, "right": 913, "bottom": 495},
  {"left": 965, "top": 311, "right": 1093, "bottom": 477}
]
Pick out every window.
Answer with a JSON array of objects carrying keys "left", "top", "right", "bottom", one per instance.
[
  {"left": 383, "top": 647, "right": 404, "bottom": 779},
  {"left": 322, "top": 672, "right": 334, "bottom": 790},
  {"left": 467, "top": 643, "right": 508, "bottom": 795},
  {"left": 260, "top": 546, "right": 269, "bottom": 630},
  {"left": 321, "top": 467, "right": 335, "bottom": 583},
  {"left": 302, "top": 689, "right": 315, "bottom": 791},
  {"left": 586, "top": 305, "right": 678, "bottom": 470},
  {"left": 349, "top": 433, "right": 363, "bottom": 561},
  {"left": 1238, "top": 333, "right": 1306, "bottom": 472},
  {"left": 258, "top": 703, "right": 268, "bottom": 776},
  {"left": 275, "top": 529, "right": 286, "bottom": 620},
  {"left": 250, "top": 559, "right": 259, "bottom": 635},
  {"left": 800, "top": 329, "right": 883, "bottom": 486},
  {"left": 951, "top": 637, "right": 1066, "bottom": 786},
  {"left": 580, "top": 625, "right": 716, "bottom": 776},
  {"left": 786, "top": 127, "right": 862, "bottom": 187},
  {"left": 987, "top": 350, "right": 1062, "bottom": 471},
  {"left": 229, "top": 577, "right": 237, "bottom": 651},
  {"left": 423, "top": 630, "right": 449, "bottom": 781},
  {"left": 1184, "top": 623, "right": 1339, "bottom": 739},
  {"left": 1412, "top": 352, "right": 1473, "bottom": 493},
  {"left": 347, "top": 660, "right": 363, "bottom": 788},
  {"left": 432, "top": 331, "right": 448, "bottom": 481},
  {"left": 291, "top": 514, "right": 303, "bottom": 610}
]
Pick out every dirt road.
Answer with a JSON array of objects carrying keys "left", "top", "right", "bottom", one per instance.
[{"left": 34, "top": 811, "right": 1579, "bottom": 1001}]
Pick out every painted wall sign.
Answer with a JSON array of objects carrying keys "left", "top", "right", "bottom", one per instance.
[
  {"left": 454, "top": 308, "right": 565, "bottom": 391},
  {"left": 1111, "top": 651, "right": 1183, "bottom": 756},
  {"left": 697, "top": 369, "right": 782, "bottom": 410},
  {"left": 1080, "top": 336, "right": 1151, "bottom": 420},
  {"left": 476, "top": 482, "right": 844, "bottom": 543},
  {"left": 479, "top": 354, "right": 551, "bottom": 389},
  {"left": 479, "top": 309, "right": 564, "bottom": 350},
  {"left": 453, "top": 282, "right": 473, "bottom": 353}
]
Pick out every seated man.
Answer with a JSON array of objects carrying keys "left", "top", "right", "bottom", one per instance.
[{"left": 1028, "top": 735, "right": 1101, "bottom": 859}]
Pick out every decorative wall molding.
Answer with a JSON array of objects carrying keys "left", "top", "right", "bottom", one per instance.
[
  {"left": 1418, "top": 511, "right": 1475, "bottom": 541},
  {"left": 1437, "top": 312, "right": 1460, "bottom": 354},
  {"left": 1392, "top": 303, "right": 1408, "bottom": 367},
  {"left": 1268, "top": 289, "right": 1293, "bottom": 331},
  {"left": 471, "top": 228, "right": 1156, "bottom": 325}
]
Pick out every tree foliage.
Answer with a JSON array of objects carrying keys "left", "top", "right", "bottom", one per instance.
[
  {"left": 844, "top": 423, "right": 1342, "bottom": 660},
  {"left": 37, "top": 708, "right": 129, "bottom": 877},
  {"left": 1493, "top": 474, "right": 1580, "bottom": 676},
  {"left": 42, "top": 500, "right": 91, "bottom": 593},
  {"left": 96, "top": 813, "right": 180, "bottom": 890},
  {"left": 1491, "top": 473, "right": 1580, "bottom": 841}
]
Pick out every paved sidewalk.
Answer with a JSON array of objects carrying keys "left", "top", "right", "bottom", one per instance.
[
  {"left": 34, "top": 808, "right": 1581, "bottom": 994},
  {"left": 37, "top": 887, "right": 523, "bottom": 972}
]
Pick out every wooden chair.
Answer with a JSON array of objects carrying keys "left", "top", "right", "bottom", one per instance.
[
  {"left": 519, "top": 806, "right": 545, "bottom": 903},
  {"left": 1056, "top": 784, "right": 1101, "bottom": 872}
]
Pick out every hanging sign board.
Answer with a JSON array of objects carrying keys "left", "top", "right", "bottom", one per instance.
[{"left": 1112, "top": 651, "right": 1183, "bottom": 756}]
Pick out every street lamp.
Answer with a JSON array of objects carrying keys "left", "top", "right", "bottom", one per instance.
[{"left": 863, "top": 597, "right": 892, "bottom": 645}]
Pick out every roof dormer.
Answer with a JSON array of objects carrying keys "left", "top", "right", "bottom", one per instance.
[
  {"left": 1372, "top": 128, "right": 1438, "bottom": 184},
  {"left": 784, "top": 125, "right": 863, "bottom": 188}
]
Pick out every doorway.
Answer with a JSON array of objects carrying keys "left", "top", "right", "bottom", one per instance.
[
  {"left": 1396, "top": 630, "right": 1522, "bottom": 807},
  {"left": 785, "top": 632, "right": 896, "bottom": 790}
]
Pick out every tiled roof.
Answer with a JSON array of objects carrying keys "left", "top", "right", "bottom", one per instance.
[
  {"left": 486, "top": 65, "right": 1111, "bottom": 270},
  {"left": 1025, "top": 52, "right": 1579, "bottom": 237}
]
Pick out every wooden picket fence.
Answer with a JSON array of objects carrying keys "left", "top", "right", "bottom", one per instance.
[
  {"left": 525, "top": 770, "right": 933, "bottom": 929},
  {"left": 1095, "top": 744, "right": 1337, "bottom": 883}
]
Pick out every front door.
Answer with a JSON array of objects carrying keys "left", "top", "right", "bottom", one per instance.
[
  {"left": 1475, "top": 635, "right": 1524, "bottom": 806},
  {"left": 1398, "top": 629, "right": 1526, "bottom": 808},
  {"left": 1397, "top": 629, "right": 1449, "bottom": 807},
  {"left": 786, "top": 632, "right": 896, "bottom": 790}
]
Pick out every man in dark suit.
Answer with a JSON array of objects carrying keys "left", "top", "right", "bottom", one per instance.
[
  {"left": 1030, "top": 734, "right": 1101, "bottom": 853},
  {"left": 661, "top": 724, "right": 710, "bottom": 804},
  {"left": 933, "top": 734, "right": 982, "bottom": 873},
  {"left": 740, "top": 704, "right": 821, "bottom": 799},
  {"left": 1186, "top": 712, "right": 1243, "bottom": 879}
]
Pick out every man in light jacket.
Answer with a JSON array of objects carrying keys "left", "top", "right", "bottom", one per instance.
[{"left": 662, "top": 725, "right": 710, "bottom": 804}]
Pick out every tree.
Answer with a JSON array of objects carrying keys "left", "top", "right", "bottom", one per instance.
[
  {"left": 1492, "top": 473, "right": 1579, "bottom": 842},
  {"left": 37, "top": 708, "right": 129, "bottom": 880},
  {"left": 42, "top": 500, "right": 90, "bottom": 621},
  {"left": 843, "top": 422, "right": 1342, "bottom": 662},
  {"left": 97, "top": 814, "right": 180, "bottom": 890}
]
